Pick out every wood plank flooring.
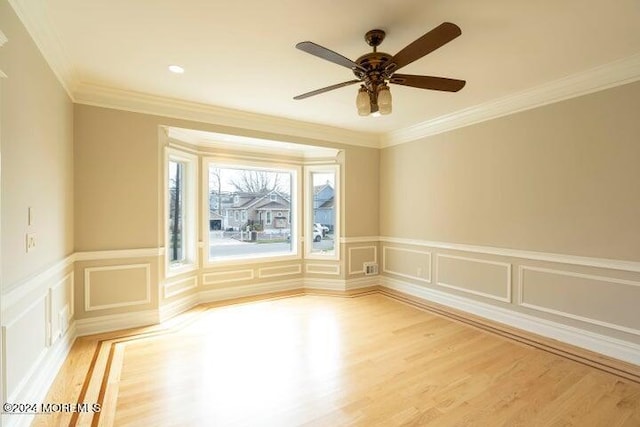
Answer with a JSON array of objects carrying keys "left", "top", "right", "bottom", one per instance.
[{"left": 33, "top": 293, "right": 640, "bottom": 426}]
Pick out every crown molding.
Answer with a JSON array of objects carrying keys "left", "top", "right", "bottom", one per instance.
[
  {"left": 381, "top": 54, "right": 640, "bottom": 147},
  {"left": 73, "top": 82, "right": 381, "bottom": 148},
  {"left": 8, "top": 0, "right": 76, "bottom": 100},
  {"left": 75, "top": 53, "right": 640, "bottom": 150},
  {"left": 10, "top": 0, "right": 640, "bottom": 150}
]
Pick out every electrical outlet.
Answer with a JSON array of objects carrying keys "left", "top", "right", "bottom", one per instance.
[{"left": 26, "top": 233, "right": 37, "bottom": 252}]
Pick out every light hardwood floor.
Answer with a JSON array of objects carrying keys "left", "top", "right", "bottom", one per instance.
[{"left": 33, "top": 292, "right": 640, "bottom": 426}]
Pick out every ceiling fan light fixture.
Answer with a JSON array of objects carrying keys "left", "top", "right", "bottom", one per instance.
[
  {"left": 294, "top": 23, "right": 465, "bottom": 115},
  {"left": 377, "top": 85, "right": 392, "bottom": 115},
  {"left": 356, "top": 86, "right": 371, "bottom": 116}
]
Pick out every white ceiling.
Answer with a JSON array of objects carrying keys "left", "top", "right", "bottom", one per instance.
[{"left": 12, "top": 0, "right": 640, "bottom": 145}]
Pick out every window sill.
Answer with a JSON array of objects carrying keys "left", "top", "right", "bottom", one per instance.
[
  {"left": 204, "top": 252, "right": 301, "bottom": 268},
  {"left": 304, "top": 253, "right": 339, "bottom": 261},
  {"left": 166, "top": 262, "right": 198, "bottom": 278}
]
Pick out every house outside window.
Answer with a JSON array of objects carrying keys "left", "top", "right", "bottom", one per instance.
[
  {"left": 305, "top": 165, "right": 339, "bottom": 259},
  {"left": 206, "top": 161, "right": 298, "bottom": 263}
]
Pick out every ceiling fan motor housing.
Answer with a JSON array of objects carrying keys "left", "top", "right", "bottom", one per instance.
[
  {"left": 354, "top": 52, "right": 393, "bottom": 93},
  {"left": 355, "top": 29, "right": 394, "bottom": 92}
]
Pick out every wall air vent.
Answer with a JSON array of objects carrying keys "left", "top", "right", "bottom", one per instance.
[{"left": 364, "top": 262, "right": 379, "bottom": 276}]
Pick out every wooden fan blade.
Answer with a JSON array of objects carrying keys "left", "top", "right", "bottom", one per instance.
[
  {"left": 293, "top": 80, "right": 361, "bottom": 100},
  {"left": 388, "top": 22, "right": 462, "bottom": 72},
  {"left": 390, "top": 74, "right": 466, "bottom": 92},
  {"left": 296, "top": 42, "right": 364, "bottom": 71}
]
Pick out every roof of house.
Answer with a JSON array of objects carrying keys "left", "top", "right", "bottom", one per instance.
[
  {"left": 255, "top": 201, "right": 290, "bottom": 210},
  {"left": 314, "top": 183, "right": 333, "bottom": 195},
  {"left": 318, "top": 198, "right": 334, "bottom": 208}
]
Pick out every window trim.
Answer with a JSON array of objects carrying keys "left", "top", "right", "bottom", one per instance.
[
  {"left": 304, "top": 164, "right": 340, "bottom": 261},
  {"left": 165, "top": 148, "right": 198, "bottom": 277},
  {"left": 202, "top": 157, "right": 302, "bottom": 267}
]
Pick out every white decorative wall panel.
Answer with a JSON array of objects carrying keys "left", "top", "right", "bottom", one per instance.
[
  {"left": 84, "top": 264, "right": 151, "bottom": 311},
  {"left": 436, "top": 254, "right": 511, "bottom": 302}
]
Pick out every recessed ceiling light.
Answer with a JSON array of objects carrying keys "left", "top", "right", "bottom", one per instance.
[{"left": 168, "top": 65, "right": 184, "bottom": 74}]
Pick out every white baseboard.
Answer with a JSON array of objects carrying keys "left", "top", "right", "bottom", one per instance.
[
  {"left": 304, "top": 278, "right": 347, "bottom": 291},
  {"left": 381, "top": 276, "right": 640, "bottom": 365},
  {"left": 75, "top": 309, "right": 159, "bottom": 336},
  {"left": 159, "top": 293, "right": 200, "bottom": 323},
  {"left": 74, "top": 277, "right": 375, "bottom": 337},
  {"left": 1, "top": 324, "right": 76, "bottom": 427},
  {"left": 345, "top": 275, "right": 380, "bottom": 290}
]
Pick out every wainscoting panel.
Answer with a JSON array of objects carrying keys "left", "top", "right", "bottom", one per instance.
[
  {"left": 49, "top": 273, "right": 74, "bottom": 346},
  {"left": 84, "top": 264, "right": 151, "bottom": 311},
  {"left": 348, "top": 246, "right": 377, "bottom": 275},
  {"left": 202, "top": 269, "right": 254, "bottom": 286},
  {"left": 519, "top": 266, "right": 640, "bottom": 336},
  {"left": 379, "top": 236, "right": 640, "bottom": 357},
  {"left": 383, "top": 246, "right": 431, "bottom": 283},
  {"left": 436, "top": 254, "right": 511, "bottom": 303},
  {"left": 3, "top": 296, "right": 48, "bottom": 400},
  {"left": 305, "top": 263, "right": 340, "bottom": 275},
  {"left": 258, "top": 264, "right": 302, "bottom": 279},
  {"left": 1, "top": 254, "right": 76, "bottom": 427},
  {"left": 163, "top": 276, "right": 198, "bottom": 299}
]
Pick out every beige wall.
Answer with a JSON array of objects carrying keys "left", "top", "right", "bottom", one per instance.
[
  {"left": 74, "top": 107, "right": 161, "bottom": 251},
  {"left": 1, "top": 0, "right": 75, "bottom": 406},
  {"left": 72, "top": 104, "right": 380, "bottom": 320},
  {"left": 380, "top": 81, "right": 640, "bottom": 262},
  {"left": 379, "top": 82, "right": 640, "bottom": 347},
  {"left": 74, "top": 105, "right": 380, "bottom": 252},
  {"left": 344, "top": 146, "right": 379, "bottom": 237},
  {"left": 0, "top": 0, "right": 74, "bottom": 290}
]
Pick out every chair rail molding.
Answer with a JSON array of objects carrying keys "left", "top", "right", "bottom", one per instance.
[{"left": 378, "top": 236, "right": 640, "bottom": 272}]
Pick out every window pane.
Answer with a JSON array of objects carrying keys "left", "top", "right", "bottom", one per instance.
[
  {"left": 209, "top": 165, "right": 294, "bottom": 260},
  {"left": 168, "top": 161, "right": 185, "bottom": 263},
  {"left": 311, "top": 172, "right": 335, "bottom": 255}
]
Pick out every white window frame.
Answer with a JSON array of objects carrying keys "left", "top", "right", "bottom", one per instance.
[
  {"left": 165, "top": 148, "right": 198, "bottom": 277},
  {"left": 203, "top": 157, "right": 301, "bottom": 266},
  {"left": 305, "top": 164, "right": 340, "bottom": 260}
]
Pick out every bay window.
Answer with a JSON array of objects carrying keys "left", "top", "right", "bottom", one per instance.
[
  {"left": 166, "top": 149, "right": 197, "bottom": 275},
  {"left": 305, "top": 165, "right": 339, "bottom": 259},
  {"left": 205, "top": 160, "right": 300, "bottom": 263}
]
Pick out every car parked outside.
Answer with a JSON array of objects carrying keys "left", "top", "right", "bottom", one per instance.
[
  {"left": 314, "top": 223, "right": 329, "bottom": 237},
  {"left": 313, "top": 224, "right": 324, "bottom": 242}
]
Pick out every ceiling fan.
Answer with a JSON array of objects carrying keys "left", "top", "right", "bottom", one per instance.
[{"left": 293, "top": 22, "right": 466, "bottom": 116}]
